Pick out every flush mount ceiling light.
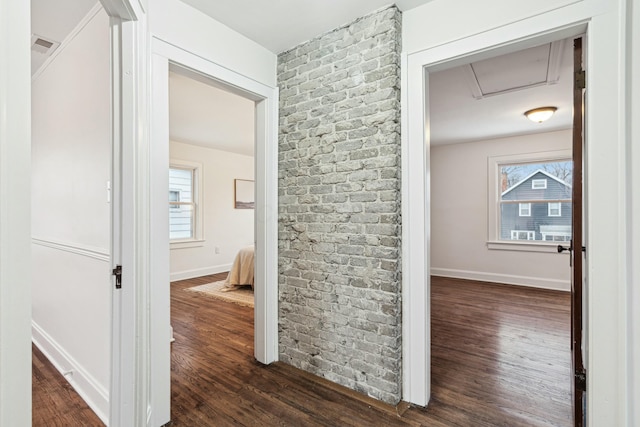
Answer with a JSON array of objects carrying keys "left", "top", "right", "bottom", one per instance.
[{"left": 524, "top": 106, "right": 557, "bottom": 123}]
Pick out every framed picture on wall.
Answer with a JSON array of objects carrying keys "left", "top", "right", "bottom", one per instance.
[{"left": 234, "top": 179, "right": 255, "bottom": 209}]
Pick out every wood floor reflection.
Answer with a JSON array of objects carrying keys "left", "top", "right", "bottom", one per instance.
[{"left": 32, "top": 274, "right": 571, "bottom": 426}]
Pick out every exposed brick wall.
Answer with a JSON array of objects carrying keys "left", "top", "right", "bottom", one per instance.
[{"left": 277, "top": 6, "right": 402, "bottom": 404}]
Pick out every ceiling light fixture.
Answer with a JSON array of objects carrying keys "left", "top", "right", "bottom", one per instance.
[{"left": 524, "top": 106, "right": 557, "bottom": 123}]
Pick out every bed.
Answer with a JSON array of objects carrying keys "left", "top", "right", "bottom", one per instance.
[{"left": 222, "top": 245, "right": 255, "bottom": 290}]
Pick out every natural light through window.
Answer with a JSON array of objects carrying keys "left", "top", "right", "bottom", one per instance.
[
  {"left": 499, "top": 160, "right": 572, "bottom": 243},
  {"left": 169, "top": 166, "right": 195, "bottom": 240}
]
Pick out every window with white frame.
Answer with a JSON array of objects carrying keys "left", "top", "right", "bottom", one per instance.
[
  {"left": 548, "top": 202, "right": 562, "bottom": 217},
  {"left": 519, "top": 203, "right": 531, "bottom": 217},
  {"left": 540, "top": 225, "right": 572, "bottom": 241},
  {"left": 169, "top": 161, "right": 203, "bottom": 244},
  {"left": 511, "top": 230, "right": 535, "bottom": 240},
  {"left": 488, "top": 151, "right": 573, "bottom": 249},
  {"left": 532, "top": 179, "right": 547, "bottom": 189}
]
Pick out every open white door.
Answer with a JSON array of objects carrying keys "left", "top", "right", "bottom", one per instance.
[{"left": 105, "top": 1, "right": 146, "bottom": 425}]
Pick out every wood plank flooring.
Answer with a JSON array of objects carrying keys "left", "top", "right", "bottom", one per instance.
[
  {"left": 32, "top": 344, "right": 104, "bottom": 426},
  {"left": 32, "top": 274, "right": 572, "bottom": 426}
]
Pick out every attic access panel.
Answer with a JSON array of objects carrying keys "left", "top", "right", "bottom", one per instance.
[{"left": 466, "top": 41, "right": 564, "bottom": 98}]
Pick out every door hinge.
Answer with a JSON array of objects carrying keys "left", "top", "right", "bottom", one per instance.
[
  {"left": 575, "top": 369, "right": 586, "bottom": 391},
  {"left": 575, "top": 70, "right": 586, "bottom": 90},
  {"left": 112, "top": 265, "right": 122, "bottom": 289}
]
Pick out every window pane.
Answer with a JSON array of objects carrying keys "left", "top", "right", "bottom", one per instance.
[
  {"left": 498, "top": 160, "right": 572, "bottom": 242},
  {"left": 531, "top": 179, "right": 547, "bottom": 189},
  {"left": 169, "top": 167, "right": 194, "bottom": 240},
  {"left": 519, "top": 203, "right": 531, "bottom": 217},
  {"left": 548, "top": 202, "right": 561, "bottom": 217},
  {"left": 169, "top": 203, "right": 194, "bottom": 240},
  {"left": 500, "top": 160, "right": 572, "bottom": 201},
  {"left": 169, "top": 168, "right": 193, "bottom": 203},
  {"left": 500, "top": 202, "right": 572, "bottom": 241}
]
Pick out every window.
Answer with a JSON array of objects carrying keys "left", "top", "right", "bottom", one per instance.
[
  {"left": 540, "top": 226, "right": 572, "bottom": 241},
  {"left": 519, "top": 203, "right": 531, "bottom": 217},
  {"left": 169, "top": 190, "right": 180, "bottom": 206},
  {"left": 488, "top": 151, "right": 573, "bottom": 251},
  {"left": 169, "top": 161, "right": 203, "bottom": 246},
  {"left": 511, "top": 230, "right": 535, "bottom": 240},
  {"left": 548, "top": 202, "right": 561, "bottom": 217},
  {"left": 532, "top": 179, "right": 547, "bottom": 189}
]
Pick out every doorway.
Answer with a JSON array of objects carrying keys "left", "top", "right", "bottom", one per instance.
[
  {"left": 148, "top": 40, "right": 279, "bottom": 425},
  {"left": 426, "top": 37, "right": 575, "bottom": 425},
  {"left": 167, "top": 64, "right": 257, "bottom": 382},
  {"left": 401, "top": 23, "right": 590, "bottom": 411}
]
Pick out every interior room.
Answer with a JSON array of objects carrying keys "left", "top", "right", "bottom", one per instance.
[
  {"left": 167, "top": 69, "right": 256, "bottom": 289},
  {"left": 12, "top": 0, "right": 635, "bottom": 426},
  {"left": 166, "top": 68, "right": 259, "bottom": 420},
  {"left": 427, "top": 37, "right": 575, "bottom": 425},
  {"left": 429, "top": 38, "right": 573, "bottom": 289}
]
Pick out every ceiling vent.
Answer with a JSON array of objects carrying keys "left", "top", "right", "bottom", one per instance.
[
  {"left": 463, "top": 40, "right": 566, "bottom": 99},
  {"left": 31, "top": 35, "right": 60, "bottom": 55}
]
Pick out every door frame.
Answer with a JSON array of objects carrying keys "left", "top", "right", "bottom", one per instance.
[
  {"left": 147, "top": 38, "right": 279, "bottom": 425},
  {"left": 106, "top": 2, "right": 146, "bottom": 425},
  {"left": 0, "top": 1, "right": 32, "bottom": 425},
  {"left": 401, "top": 3, "right": 630, "bottom": 423},
  {"left": 150, "top": 35, "right": 279, "bottom": 361},
  {"left": 108, "top": 4, "right": 279, "bottom": 425},
  {"left": 401, "top": 21, "right": 586, "bottom": 406}
]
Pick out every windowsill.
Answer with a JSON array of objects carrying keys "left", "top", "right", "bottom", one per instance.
[
  {"left": 170, "top": 239, "right": 205, "bottom": 249},
  {"left": 487, "top": 240, "right": 569, "bottom": 253}
]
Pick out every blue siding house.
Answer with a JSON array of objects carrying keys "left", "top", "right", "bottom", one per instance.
[{"left": 500, "top": 170, "right": 572, "bottom": 242}]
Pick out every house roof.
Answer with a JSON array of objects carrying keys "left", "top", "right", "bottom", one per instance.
[{"left": 501, "top": 169, "right": 572, "bottom": 197}]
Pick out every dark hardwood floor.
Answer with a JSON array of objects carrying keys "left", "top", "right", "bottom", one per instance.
[
  {"left": 32, "top": 345, "right": 104, "bottom": 426},
  {"left": 32, "top": 274, "right": 572, "bottom": 426}
]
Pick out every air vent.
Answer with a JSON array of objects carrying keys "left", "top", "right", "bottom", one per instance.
[{"left": 31, "top": 35, "right": 60, "bottom": 55}]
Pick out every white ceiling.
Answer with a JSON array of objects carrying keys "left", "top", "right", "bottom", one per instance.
[
  {"left": 180, "top": 0, "right": 434, "bottom": 53},
  {"left": 30, "top": 0, "right": 97, "bottom": 74},
  {"left": 31, "top": 0, "right": 574, "bottom": 154},
  {"left": 169, "top": 71, "right": 255, "bottom": 157},
  {"left": 429, "top": 39, "right": 574, "bottom": 146}
]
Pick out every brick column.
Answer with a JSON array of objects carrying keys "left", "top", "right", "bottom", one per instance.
[{"left": 277, "top": 6, "right": 403, "bottom": 405}]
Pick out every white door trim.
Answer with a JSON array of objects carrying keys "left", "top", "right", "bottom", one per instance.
[
  {"left": 400, "top": 51, "right": 430, "bottom": 405},
  {"left": 149, "top": 37, "right": 279, "bottom": 423},
  {"left": 151, "top": 37, "right": 279, "bottom": 364},
  {"left": 402, "top": 3, "right": 629, "bottom": 423},
  {"left": 0, "top": 0, "right": 32, "bottom": 425},
  {"left": 104, "top": 1, "right": 147, "bottom": 425},
  {"left": 402, "top": 26, "right": 586, "bottom": 407}
]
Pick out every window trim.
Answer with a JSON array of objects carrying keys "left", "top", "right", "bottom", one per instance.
[
  {"left": 518, "top": 202, "right": 531, "bottom": 217},
  {"left": 531, "top": 179, "right": 548, "bottom": 189},
  {"left": 510, "top": 230, "right": 535, "bottom": 240},
  {"left": 548, "top": 202, "right": 562, "bottom": 217},
  {"left": 169, "top": 159, "right": 204, "bottom": 249},
  {"left": 487, "top": 149, "right": 572, "bottom": 252}
]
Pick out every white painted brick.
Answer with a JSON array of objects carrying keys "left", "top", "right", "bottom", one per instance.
[{"left": 278, "top": 5, "right": 402, "bottom": 406}]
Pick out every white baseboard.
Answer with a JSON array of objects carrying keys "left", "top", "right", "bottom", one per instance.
[
  {"left": 430, "top": 267, "right": 570, "bottom": 292},
  {"left": 32, "top": 322, "right": 108, "bottom": 425},
  {"left": 170, "top": 263, "right": 232, "bottom": 282}
]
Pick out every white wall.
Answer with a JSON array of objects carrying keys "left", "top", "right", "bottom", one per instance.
[
  {"left": 169, "top": 141, "right": 254, "bottom": 281},
  {"left": 0, "top": 0, "right": 32, "bottom": 424},
  {"left": 431, "top": 130, "right": 571, "bottom": 291},
  {"left": 31, "top": 6, "right": 111, "bottom": 423},
  {"left": 629, "top": 0, "right": 640, "bottom": 420},
  {"left": 403, "top": 0, "right": 581, "bottom": 55},
  {"left": 150, "top": 0, "right": 276, "bottom": 87}
]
